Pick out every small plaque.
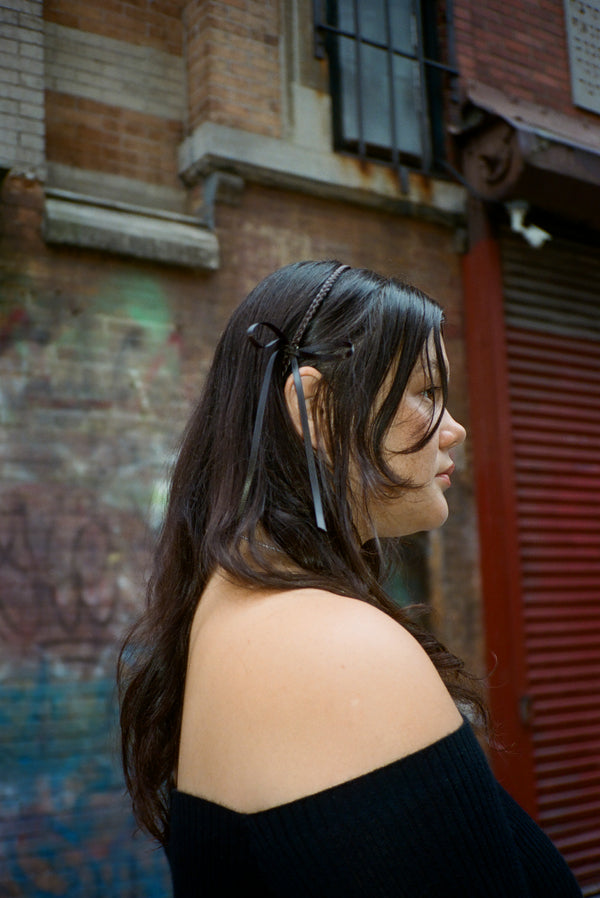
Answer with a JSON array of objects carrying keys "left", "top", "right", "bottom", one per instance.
[{"left": 564, "top": 0, "right": 600, "bottom": 114}]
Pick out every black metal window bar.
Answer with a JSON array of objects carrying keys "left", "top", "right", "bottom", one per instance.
[{"left": 314, "top": 0, "right": 458, "bottom": 190}]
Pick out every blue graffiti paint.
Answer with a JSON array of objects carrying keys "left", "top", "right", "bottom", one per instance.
[{"left": 0, "top": 658, "right": 172, "bottom": 897}]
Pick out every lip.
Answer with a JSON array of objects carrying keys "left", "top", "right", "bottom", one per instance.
[{"left": 436, "top": 462, "right": 455, "bottom": 485}]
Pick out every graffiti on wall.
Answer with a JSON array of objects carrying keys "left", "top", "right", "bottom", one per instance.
[
  {"left": 0, "top": 485, "right": 145, "bottom": 664},
  {"left": 0, "top": 270, "right": 187, "bottom": 414},
  {"left": 0, "top": 268, "right": 195, "bottom": 896},
  {"left": 0, "top": 487, "right": 173, "bottom": 895},
  {"left": 0, "top": 665, "right": 170, "bottom": 896}
]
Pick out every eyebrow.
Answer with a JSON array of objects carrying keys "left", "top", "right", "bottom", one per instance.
[
  {"left": 420, "top": 361, "right": 440, "bottom": 377},
  {"left": 420, "top": 360, "right": 450, "bottom": 384}
]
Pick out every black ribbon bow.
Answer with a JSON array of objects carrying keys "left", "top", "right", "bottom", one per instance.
[{"left": 239, "top": 321, "right": 353, "bottom": 531}]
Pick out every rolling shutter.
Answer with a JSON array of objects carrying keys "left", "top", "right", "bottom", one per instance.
[{"left": 501, "top": 235, "right": 600, "bottom": 894}]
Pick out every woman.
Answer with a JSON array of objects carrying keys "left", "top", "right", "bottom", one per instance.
[{"left": 119, "top": 261, "right": 582, "bottom": 897}]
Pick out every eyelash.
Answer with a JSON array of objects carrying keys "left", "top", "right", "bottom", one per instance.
[{"left": 421, "top": 385, "right": 441, "bottom": 403}]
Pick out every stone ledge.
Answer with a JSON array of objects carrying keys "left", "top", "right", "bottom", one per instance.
[
  {"left": 179, "top": 122, "right": 467, "bottom": 227},
  {"left": 43, "top": 195, "right": 219, "bottom": 269}
]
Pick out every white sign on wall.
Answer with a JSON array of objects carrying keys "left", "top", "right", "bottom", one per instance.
[{"left": 564, "top": 0, "right": 600, "bottom": 114}]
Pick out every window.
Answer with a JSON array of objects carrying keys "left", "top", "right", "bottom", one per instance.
[{"left": 314, "top": 0, "right": 456, "bottom": 180}]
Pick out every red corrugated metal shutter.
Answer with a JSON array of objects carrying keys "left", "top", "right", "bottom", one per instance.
[{"left": 501, "top": 235, "right": 600, "bottom": 895}]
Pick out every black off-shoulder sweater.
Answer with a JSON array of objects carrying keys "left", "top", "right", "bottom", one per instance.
[{"left": 167, "top": 719, "right": 583, "bottom": 897}]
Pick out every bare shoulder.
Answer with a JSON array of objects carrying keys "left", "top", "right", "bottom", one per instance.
[
  {"left": 248, "top": 589, "right": 463, "bottom": 759},
  {"left": 178, "top": 586, "right": 462, "bottom": 811}
]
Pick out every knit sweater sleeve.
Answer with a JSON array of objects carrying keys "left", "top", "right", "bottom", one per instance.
[{"left": 168, "top": 720, "right": 583, "bottom": 898}]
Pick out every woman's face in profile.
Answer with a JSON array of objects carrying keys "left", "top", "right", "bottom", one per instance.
[{"left": 368, "top": 335, "right": 466, "bottom": 539}]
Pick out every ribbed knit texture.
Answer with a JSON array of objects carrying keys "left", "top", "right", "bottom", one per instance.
[{"left": 167, "top": 719, "right": 583, "bottom": 897}]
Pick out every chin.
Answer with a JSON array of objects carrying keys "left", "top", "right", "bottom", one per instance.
[
  {"left": 434, "top": 501, "right": 450, "bottom": 526},
  {"left": 426, "top": 503, "right": 450, "bottom": 531},
  {"left": 402, "top": 503, "right": 450, "bottom": 537}
]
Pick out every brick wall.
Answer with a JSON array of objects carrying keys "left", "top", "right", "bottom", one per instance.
[
  {"left": 1, "top": 167, "right": 481, "bottom": 894},
  {"left": 43, "top": 0, "right": 185, "bottom": 191},
  {"left": 0, "top": 0, "right": 45, "bottom": 171},
  {"left": 454, "top": 0, "right": 597, "bottom": 124},
  {"left": 0, "top": 175, "right": 186, "bottom": 895},
  {"left": 45, "top": 93, "right": 184, "bottom": 188},
  {"left": 184, "top": 0, "right": 282, "bottom": 136},
  {"left": 44, "top": 0, "right": 185, "bottom": 54},
  {"left": 44, "top": 22, "right": 185, "bottom": 119},
  {"left": 1, "top": 1, "right": 483, "bottom": 894}
]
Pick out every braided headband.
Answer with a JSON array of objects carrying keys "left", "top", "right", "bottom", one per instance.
[{"left": 239, "top": 264, "right": 351, "bottom": 531}]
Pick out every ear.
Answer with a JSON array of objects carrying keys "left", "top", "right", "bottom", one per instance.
[{"left": 284, "top": 365, "right": 322, "bottom": 449}]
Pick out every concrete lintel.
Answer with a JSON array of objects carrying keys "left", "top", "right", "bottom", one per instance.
[
  {"left": 179, "top": 122, "right": 467, "bottom": 225},
  {"left": 44, "top": 197, "right": 219, "bottom": 270}
]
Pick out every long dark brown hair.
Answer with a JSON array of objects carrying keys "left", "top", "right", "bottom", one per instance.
[{"left": 118, "top": 261, "right": 488, "bottom": 846}]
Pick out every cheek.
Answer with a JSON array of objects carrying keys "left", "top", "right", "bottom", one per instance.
[
  {"left": 389, "top": 402, "right": 437, "bottom": 454},
  {"left": 394, "top": 439, "right": 438, "bottom": 482}
]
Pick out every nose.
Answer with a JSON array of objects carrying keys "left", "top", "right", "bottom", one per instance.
[{"left": 439, "top": 408, "right": 466, "bottom": 450}]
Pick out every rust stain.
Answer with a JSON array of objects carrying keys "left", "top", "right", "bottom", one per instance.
[
  {"left": 337, "top": 155, "right": 401, "bottom": 193},
  {"left": 412, "top": 171, "right": 433, "bottom": 204}
]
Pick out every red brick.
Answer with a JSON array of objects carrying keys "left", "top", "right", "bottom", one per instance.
[
  {"left": 455, "top": 0, "right": 585, "bottom": 122},
  {"left": 45, "top": 0, "right": 183, "bottom": 54},
  {"left": 45, "top": 91, "right": 182, "bottom": 187},
  {"left": 184, "top": 0, "right": 281, "bottom": 136}
]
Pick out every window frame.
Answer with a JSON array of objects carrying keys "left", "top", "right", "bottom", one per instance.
[{"left": 313, "top": 0, "right": 458, "bottom": 184}]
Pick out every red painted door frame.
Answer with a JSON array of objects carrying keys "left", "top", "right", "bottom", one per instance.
[{"left": 461, "top": 200, "right": 537, "bottom": 817}]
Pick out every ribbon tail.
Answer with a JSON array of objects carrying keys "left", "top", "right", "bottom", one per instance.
[
  {"left": 239, "top": 347, "right": 280, "bottom": 516},
  {"left": 291, "top": 356, "right": 327, "bottom": 531}
]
